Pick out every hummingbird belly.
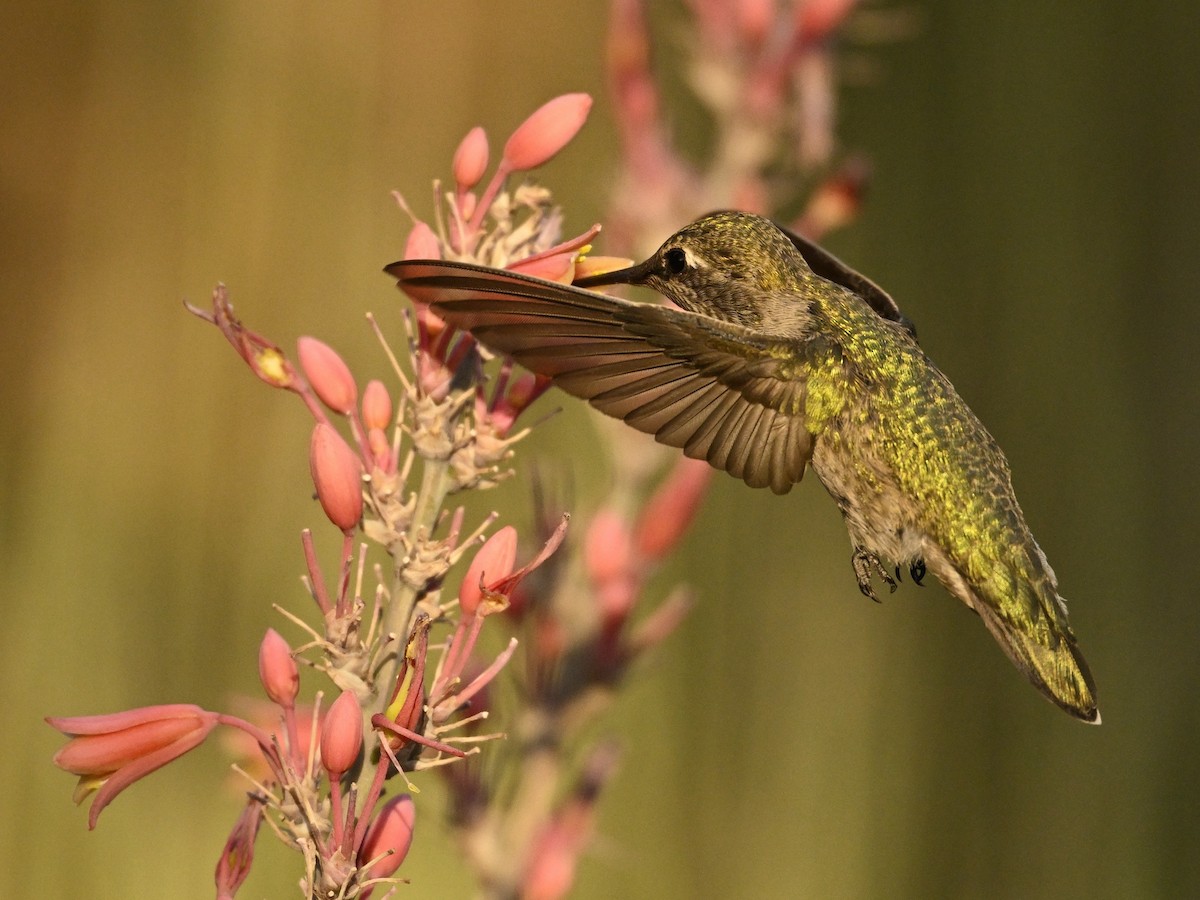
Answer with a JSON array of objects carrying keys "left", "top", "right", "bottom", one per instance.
[{"left": 809, "top": 431, "right": 927, "bottom": 568}]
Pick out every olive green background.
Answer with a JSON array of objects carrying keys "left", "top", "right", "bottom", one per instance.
[{"left": 4, "top": 2, "right": 1198, "bottom": 898}]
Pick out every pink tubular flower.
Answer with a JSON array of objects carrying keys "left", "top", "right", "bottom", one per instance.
[
  {"left": 361, "top": 379, "right": 392, "bottom": 431},
  {"left": 486, "top": 370, "right": 553, "bottom": 437},
  {"left": 502, "top": 93, "right": 593, "bottom": 172},
  {"left": 47, "top": 704, "right": 219, "bottom": 829},
  {"left": 320, "top": 690, "right": 363, "bottom": 779},
  {"left": 584, "top": 509, "right": 635, "bottom": 587},
  {"left": 309, "top": 422, "right": 364, "bottom": 531},
  {"left": 297, "top": 337, "right": 358, "bottom": 415},
  {"left": 506, "top": 251, "right": 577, "bottom": 284},
  {"left": 452, "top": 126, "right": 490, "bottom": 191},
  {"left": 258, "top": 628, "right": 299, "bottom": 708},
  {"left": 633, "top": 457, "right": 714, "bottom": 562},
  {"left": 359, "top": 794, "right": 415, "bottom": 890},
  {"left": 459, "top": 526, "right": 519, "bottom": 617}
]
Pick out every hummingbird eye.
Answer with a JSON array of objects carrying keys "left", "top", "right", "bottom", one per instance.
[{"left": 664, "top": 247, "right": 688, "bottom": 275}]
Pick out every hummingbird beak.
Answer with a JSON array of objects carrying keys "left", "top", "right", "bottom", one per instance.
[{"left": 572, "top": 257, "right": 656, "bottom": 289}]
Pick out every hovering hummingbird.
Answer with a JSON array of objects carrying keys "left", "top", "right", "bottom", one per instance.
[{"left": 386, "top": 211, "right": 1098, "bottom": 723}]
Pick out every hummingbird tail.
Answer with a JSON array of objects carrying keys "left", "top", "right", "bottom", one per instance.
[{"left": 972, "top": 596, "right": 1100, "bottom": 724}]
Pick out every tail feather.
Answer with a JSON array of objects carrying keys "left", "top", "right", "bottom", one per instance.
[
  {"left": 928, "top": 554, "right": 1099, "bottom": 723},
  {"left": 972, "top": 597, "right": 1099, "bottom": 723}
]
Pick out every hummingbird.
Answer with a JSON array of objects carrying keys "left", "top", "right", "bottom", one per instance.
[{"left": 386, "top": 211, "right": 1099, "bottom": 723}]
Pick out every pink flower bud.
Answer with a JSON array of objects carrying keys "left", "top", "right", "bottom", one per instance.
[
  {"left": 367, "top": 426, "right": 392, "bottom": 471},
  {"left": 359, "top": 794, "right": 415, "bottom": 888},
  {"left": 320, "top": 690, "right": 362, "bottom": 778},
  {"left": 452, "top": 126, "right": 490, "bottom": 191},
  {"left": 362, "top": 379, "right": 392, "bottom": 431},
  {"left": 404, "top": 220, "right": 442, "bottom": 260},
  {"left": 502, "top": 93, "right": 593, "bottom": 172},
  {"left": 633, "top": 458, "right": 713, "bottom": 561},
  {"left": 297, "top": 337, "right": 357, "bottom": 415},
  {"left": 584, "top": 509, "right": 635, "bottom": 586},
  {"left": 309, "top": 423, "right": 363, "bottom": 531},
  {"left": 257, "top": 628, "right": 299, "bottom": 708},
  {"left": 460, "top": 526, "right": 518, "bottom": 617}
]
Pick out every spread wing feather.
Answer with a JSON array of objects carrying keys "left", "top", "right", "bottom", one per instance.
[{"left": 387, "top": 259, "right": 820, "bottom": 494}]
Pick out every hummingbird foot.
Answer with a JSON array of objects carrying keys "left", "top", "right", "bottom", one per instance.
[
  {"left": 910, "top": 558, "right": 926, "bottom": 585},
  {"left": 852, "top": 548, "right": 897, "bottom": 603}
]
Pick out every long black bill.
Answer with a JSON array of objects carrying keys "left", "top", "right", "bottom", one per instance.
[{"left": 572, "top": 257, "right": 656, "bottom": 290}]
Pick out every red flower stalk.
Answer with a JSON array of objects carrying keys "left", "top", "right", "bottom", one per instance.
[{"left": 47, "top": 704, "right": 220, "bottom": 828}]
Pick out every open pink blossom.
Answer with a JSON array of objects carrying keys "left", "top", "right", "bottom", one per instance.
[{"left": 47, "top": 704, "right": 219, "bottom": 828}]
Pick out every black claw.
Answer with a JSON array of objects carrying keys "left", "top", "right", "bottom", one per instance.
[
  {"left": 910, "top": 558, "right": 926, "bottom": 585},
  {"left": 852, "top": 548, "right": 894, "bottom": 603}
]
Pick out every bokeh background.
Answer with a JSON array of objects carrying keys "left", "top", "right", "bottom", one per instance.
[{"left": 4, "top": 2, "right": 1198, "bottom": 897}]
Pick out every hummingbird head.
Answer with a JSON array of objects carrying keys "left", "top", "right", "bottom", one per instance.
[{"left": 575, "top": 211, "right": 815, "bottom": 328}]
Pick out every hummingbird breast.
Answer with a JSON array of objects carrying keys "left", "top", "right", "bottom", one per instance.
[{"left": 802, "top": 295, "right": 1020, "bottom": 577}]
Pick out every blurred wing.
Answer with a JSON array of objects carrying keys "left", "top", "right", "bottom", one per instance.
[{"left": 386, "top": 259, "right": 816, "bottom": 494}]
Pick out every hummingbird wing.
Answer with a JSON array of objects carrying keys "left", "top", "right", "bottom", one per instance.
[{"left": 387, "top": 259, "right": 817, "bottom": 495}]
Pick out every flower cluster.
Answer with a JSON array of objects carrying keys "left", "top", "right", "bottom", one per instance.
[
  {"left": 48, "top": 0, "right": 882, "bottom": 892},
  {"left": 47, "top": 96, "right": 617, "bottom": 899}
]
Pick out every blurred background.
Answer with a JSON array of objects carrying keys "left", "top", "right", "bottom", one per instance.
[{"left": 4, "top": 1, "right": 1198, "bottom": 897}]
